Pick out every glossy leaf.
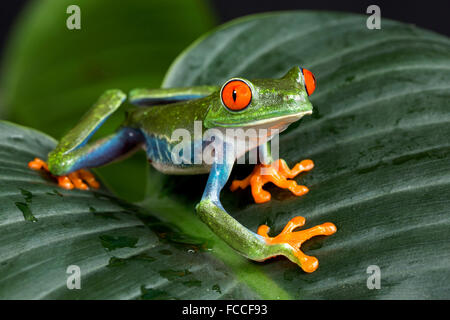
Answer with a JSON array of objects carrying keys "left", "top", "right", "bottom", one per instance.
[
  {"left": 158, "top": 11, "right": 450, "bottom": 299},
  {"left": 0, "top": 121, "right": 262, "bottom": 299},
  {"left": 1, "top": 11, "right": 450, "bottom": 299}
]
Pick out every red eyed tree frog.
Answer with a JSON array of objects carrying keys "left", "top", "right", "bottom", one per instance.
[{"left": 29, "top": 66, "right": 336, "bottom": 273}]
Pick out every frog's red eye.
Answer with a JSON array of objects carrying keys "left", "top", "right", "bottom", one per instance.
[
  {"left": 221, "top": 80, "right": 252, "bottom": 111},
  {"left": 302, "top": 68, "right": 316, "bottom": 96}
]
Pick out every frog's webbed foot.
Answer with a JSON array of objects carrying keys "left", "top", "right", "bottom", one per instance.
[
  {"left": 197, "top": 148, "right": 336, "bottom": 273},
  {"left": 258, "top": 216, "right": 337, "bottom": 273},
  {"left": 28, "top": 157, "right": 100, "bottom": 190},
  {"left": 230, "top": 159, "right": 314, "bottom": 203}
]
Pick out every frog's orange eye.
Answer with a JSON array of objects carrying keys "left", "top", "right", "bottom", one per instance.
[
  {"left": 221, "top": 80, "right": 252, "bottom": 111},
  {"left": 302, "top": 68, "right": 316, "bottom": 96}
]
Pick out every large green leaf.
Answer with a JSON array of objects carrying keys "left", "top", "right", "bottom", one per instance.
[
  {"left": 0, "top": 0, "right": 215, "bottom": 202},
  {"left": 0, "top": 121, "right": 267, "bottom": 299},
  {"left": 154, "top": 11, "right": 450, "bottom": 299},
  {"left": 1, "top": 11, "right": 449, "bottom": 300}
]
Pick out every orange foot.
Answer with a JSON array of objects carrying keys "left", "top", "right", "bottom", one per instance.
[
  {"left": 230, "top": 159, "right": 314, "bottom": 203},
  {"left": 28, "top": 157, "right": 100, "bottom": 190},
  {"left": 258, "top": 216, "right": 337, "bottom": 273}
]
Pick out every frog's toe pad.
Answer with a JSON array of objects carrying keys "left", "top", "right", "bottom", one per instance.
[
  {"left": 230, "top": 159, "right": 314, "bottom": 204},
  {"left": 257, "top": 216, "right": 337, "bottom": 273},
  {"left": 28, "top": 158, "right": 99, "bottom": 190}
]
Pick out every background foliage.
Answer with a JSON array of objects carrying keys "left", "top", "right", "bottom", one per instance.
[{"left": 0, "top": 0, "right": 215, "bottom": 201}]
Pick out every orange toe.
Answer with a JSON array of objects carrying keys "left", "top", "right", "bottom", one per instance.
[
  {"left": 297, "top": 159, "right": 314, "bottom": 172},
  {"left": 230, "top": 178, "right": 249, "bottom": 192},
  {"left": 68, "top": 172, "right": 89, "bottom": 190},
  {"left": 290, "top": 185, "right": 309, "bottom": 196},
  {"left": 58, "top": 176, "right": 74, "bottom": 190},
  {"left": 79, "top": 169, "right": 100, "bottom": 189},
  {"left": 28, "top": 158, "right": 99, "bottom": 191}
]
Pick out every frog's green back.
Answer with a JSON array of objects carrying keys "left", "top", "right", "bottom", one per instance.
[
  {"left": 124, "top": 94, "right": 216, "bottom": 140},
  {"left": 128, "top": 86, "right": 218, "bottom": 106}
]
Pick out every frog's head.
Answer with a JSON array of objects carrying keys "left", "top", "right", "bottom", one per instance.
[{"left": 204, "top": 66, "right": 316, "bottom": 132}]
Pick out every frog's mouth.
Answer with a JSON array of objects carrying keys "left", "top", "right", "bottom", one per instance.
[
  {"left": 213, "top": 110, "right": 312, "bottom": 148},
  {"left": 208, "top": 110, "right": 312, "bottom": 130},
  {"left": 240, "top": 110, "right": 312, "bottom": 130}
]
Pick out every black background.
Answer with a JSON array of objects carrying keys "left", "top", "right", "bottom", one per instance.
[
  {"left": 0, "top": 0, "right": 449, "bottom": 61},
  {"left": 0, "top": 300, "right": 446, "bottom": 317}
]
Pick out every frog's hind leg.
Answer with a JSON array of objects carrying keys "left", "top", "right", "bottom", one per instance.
[
  {"left": 29, "top": 90, "right": 145, "bottom": 190},
  {"left": 196, "top": 143, "right": 336, "bottom": 272}
]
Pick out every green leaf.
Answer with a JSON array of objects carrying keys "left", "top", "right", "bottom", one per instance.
[
  {"left": 1, "top": 11, "right": 449, "bottom": 300},
  {"left": 156, "top": 11, "right": 450, "bottom": 298},
  {"left": 0, "top": 120, "right": 265, "bottom": 299},
  {"left": 0, "top": 0, "right": 215, "bottom": 202}
]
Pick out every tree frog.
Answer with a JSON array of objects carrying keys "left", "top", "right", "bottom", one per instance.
[{"left": 29, "top": 66, "right": 336, "bottom": 273}]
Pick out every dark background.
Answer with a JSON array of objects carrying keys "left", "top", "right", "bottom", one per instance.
[
  {"left": 0, "top": 0, "right": 449, "bottom": 61},
  {"left": 214, "top": 0, "right": 450, "bottom": 36}
]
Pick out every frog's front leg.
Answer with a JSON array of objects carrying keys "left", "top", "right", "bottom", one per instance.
[
  {"left": 196, "top": 143, "right": 336, "bottom": 272},
  {"left": 230, "top": 141, "right": 314, "bottom": 203},
  {"left": 29, "top": 90, "right": 145, "bottom": 189}
]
